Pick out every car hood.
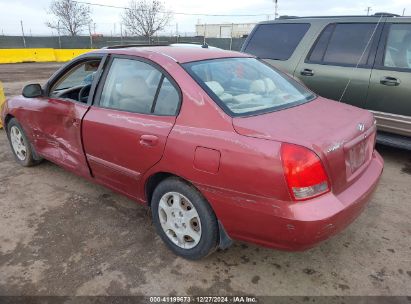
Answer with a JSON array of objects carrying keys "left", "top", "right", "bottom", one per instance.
[{"left": 232, "top": 97, "right": 376, "bottom": 194}]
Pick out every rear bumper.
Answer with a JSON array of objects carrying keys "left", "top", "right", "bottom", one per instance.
[
  {"left": 371, "top": 110, "right": 411, "bottom": 137},
  {"left": 200, "top": 151, "right": 384, "bottom": 251}
]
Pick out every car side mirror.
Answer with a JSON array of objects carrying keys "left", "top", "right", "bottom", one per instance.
[{"left": 22, "top": 84, "right": 43, "bottom": 98}]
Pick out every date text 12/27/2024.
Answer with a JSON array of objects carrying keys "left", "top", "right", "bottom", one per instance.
[{"left": 149, "top": 296, "right": 258, "bottom": 303}]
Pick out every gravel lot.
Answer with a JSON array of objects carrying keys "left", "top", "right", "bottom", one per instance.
[{"left": 0, "top": 62, "right": 410, "bottom": 297}]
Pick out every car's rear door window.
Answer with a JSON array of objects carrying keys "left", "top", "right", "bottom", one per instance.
[
  {"left": 154, "top": 78, "right": 180, "bottom": 115},
  {"left": 306, "top": 24, "right": 335, "bottom": 63},
  {"left": 307, "top": 23, "right": 378, "bottom": 66},
  {"left": 99, "top": 58, "right": 180, "bottom": 115},
  {"left": 243, "top": 23, "right": 310, "bottom": 60},
  {"left": 383, "top": 24, "right": 411, "bottom": 69}
]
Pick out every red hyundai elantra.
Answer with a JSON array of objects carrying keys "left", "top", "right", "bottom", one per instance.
[{"left": 1, "top": 46, "right": 383, "bottom": 259}]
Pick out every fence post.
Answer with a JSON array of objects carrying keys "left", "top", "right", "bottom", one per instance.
[
  {"left": 57, "top": 21, "right": 62, "bottom": 49},
  {"left": 229, "top": 23, "right": 234, "bottom": 50},
  {"left": 20, "top": 20, "right": 26, "bottom": 48},
  {"left": 203, "top": 24, "right": 207, "bottom": 45},
  {"left": 89, "top": 23, "right": 93, "bottom": 49},
  {"left": 176, "top": 23, "right": 179, "bottom": 43},
  {"left": 120, "top": 23, "right": 123, "bottom": 45}
]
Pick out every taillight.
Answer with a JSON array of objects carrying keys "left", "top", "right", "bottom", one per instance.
[{"left": 281, "top": 143, "right": 330, "bottom": 201}]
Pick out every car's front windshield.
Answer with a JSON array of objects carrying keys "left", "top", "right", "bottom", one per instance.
[{"left": 183, "top": 57, "right": 316, "bottom": 116}]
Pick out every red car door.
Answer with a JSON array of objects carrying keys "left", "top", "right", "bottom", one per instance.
[
  {"left": 82, "top": 56, "right": 181, "bottom": 200},
  {"left": 33, "top": 98, "right": 90, "bottom": 176},
  {"left": 33, "top": 57, "right": 104, "bottom": 177}
]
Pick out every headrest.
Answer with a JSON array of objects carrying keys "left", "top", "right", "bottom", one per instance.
[
  {"left": 250, "top": 79, "right": 266, "bottom": 94},
  {"left": 205, "top": 81, "right": 225, "bottom": 96},
  {"left": 119, "top": 76, "right": 149, "bottom": 98},
  {"left": 264, "top": 78, "right": 276, "bottom": 93}
]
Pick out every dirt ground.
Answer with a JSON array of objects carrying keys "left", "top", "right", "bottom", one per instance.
[{"left": 0, "top": 62, "right": 410, "bottom": 297}]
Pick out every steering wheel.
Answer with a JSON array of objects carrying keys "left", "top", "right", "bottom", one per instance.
[{"left": 78, "top": 84, "right": 92, "bottom": 103}]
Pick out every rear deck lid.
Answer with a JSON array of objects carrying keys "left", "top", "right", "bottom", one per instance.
[{"left": 233, "top": 97, "right": 376, "bottom": 194}]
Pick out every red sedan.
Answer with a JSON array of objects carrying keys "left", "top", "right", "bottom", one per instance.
[{"left": 1, "top": 46, "right": 383, "bottom": 259}]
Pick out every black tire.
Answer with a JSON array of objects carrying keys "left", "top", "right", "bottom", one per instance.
[
  {"left": 151, "top": 177, "right": 218, "bottom": 260},
  {"left": 6, "top": 118, "right": 41, "bottom": 167}
]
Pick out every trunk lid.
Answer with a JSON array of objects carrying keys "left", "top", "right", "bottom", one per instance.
[{"left": 232, "top": 97, "right": 376, "bottom": 194}]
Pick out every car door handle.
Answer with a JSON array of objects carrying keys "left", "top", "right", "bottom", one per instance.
[
  {"left": 380, "top": 76, "right": 400, "bottom": 86},
  {"left": 140, "top": 135, "right": 159, "bottom": 147},
  {"left": 300, "top": 69, "right": 314, "bottom": 76}
]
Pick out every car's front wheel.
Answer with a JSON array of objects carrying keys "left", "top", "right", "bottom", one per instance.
[
  {"left": 151, "top": 177, "right": 218, "bottom": 260},
  {"left": 7, "top": 118, "right": 41, "bottom": 167}
]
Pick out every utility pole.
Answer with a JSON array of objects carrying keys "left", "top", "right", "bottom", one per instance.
[
  {"left": 274, "top": 0, "right": 278, "bottom": 20},
  {"left": 366, "top": 6, "right": 372, "bottom": 16},
  {"left": 229, "top": 23, "right": 234, "bottom": 50},
  {"left": 176, "top": 23, "right": 179, "bottom": 43},
  {"left": 20, "top": 20, "right": 26, "bottom": 48},
  {"left": 403, "top": 8, "right": 406, "bottom": 16},
  {"left": 120, "top": 23, "right": 123, "bottom": 45},
  {"left": 203, "top": 23, "right": 207, "bottom": 45},
  {"left": 89, "top": 23, "right": 93, "bottom": 49}
]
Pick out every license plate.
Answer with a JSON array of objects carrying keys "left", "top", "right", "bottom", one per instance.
[{"left": 349, "top": 140, "right": 366, "bottom": 173}]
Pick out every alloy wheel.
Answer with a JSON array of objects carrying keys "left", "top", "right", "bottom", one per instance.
[{"left": 10, "top": 126, "right": 27, "bottom": 161}]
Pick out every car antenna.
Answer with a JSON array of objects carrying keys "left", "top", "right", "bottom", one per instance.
[{"left": 201, "top": 43, "right": 209, "bottom": 49}]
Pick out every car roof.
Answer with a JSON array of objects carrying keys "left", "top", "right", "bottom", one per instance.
[
  {"left": 257, "top": 14, "right": 411, "bottom": 24},
  {"left": 94, "top": 45, "right": 251, "bottom": 64}
]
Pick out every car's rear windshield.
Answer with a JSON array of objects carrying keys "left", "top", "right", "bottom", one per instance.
[{"left": 183, "top": 57, "right": 315, "bottom": 117}]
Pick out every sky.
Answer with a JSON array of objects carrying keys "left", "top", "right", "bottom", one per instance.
[{"left": 0, "top": 0, "right": 410, "bottom": 36}]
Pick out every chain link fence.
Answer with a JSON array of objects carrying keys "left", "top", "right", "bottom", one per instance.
[{"left": 0, "top": 35, "right": 246, "bottom": 51}]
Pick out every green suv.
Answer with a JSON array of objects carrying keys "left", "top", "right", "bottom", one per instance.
[{"left": 242, "top": 14, "right": 411, "bottom": 148}]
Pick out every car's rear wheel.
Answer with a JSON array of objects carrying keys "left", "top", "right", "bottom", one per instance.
[
  {"left": 151, "top": 177, "right": 218, "bottom": 260},
  {"left": 7, "top": 118, "right": 41, "bottom": 167}
]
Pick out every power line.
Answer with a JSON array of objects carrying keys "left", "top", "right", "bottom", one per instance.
[{"left": 72, "top": 0, "right": 273, "bottom": 17}]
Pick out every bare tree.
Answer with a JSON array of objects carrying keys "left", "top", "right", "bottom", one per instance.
[
  {"left": 122, "top": 0, "right": 172, "bottom": 40},
  {"left": 46, "top": 0, "right": 92, "bottom": 36}
]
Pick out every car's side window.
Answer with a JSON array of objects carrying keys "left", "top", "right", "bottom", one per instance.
[
  {"left": 50, "top": 59, "right": 101, "bottom": 102},
  {"left": 306, "top": 24, "right": 335, "bottom": 63},
  {"left": 243, "top": 23, "right": 310, "bottom": 61},
  {"left": 153, "top": 78, "right": 180, "bottom": 115},
  {"left": 99, "top": 58, "right": 179, "bottom": 115},
  {"left": 307, "top": 23, "right": 377, "bottom": 66},
  {"left": 383, "top": 24, "right": 411, "bottom": 70}
]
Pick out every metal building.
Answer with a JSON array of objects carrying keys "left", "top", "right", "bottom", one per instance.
[{"left": 195, "top": 23, "right": 256, "bottom": 38}]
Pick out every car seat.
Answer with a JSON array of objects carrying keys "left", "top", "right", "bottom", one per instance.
[
  {"left": 205, "top": 81, "right": 233, "bottom": 102},
  {"left": 116, "top": 76, "right": 153, "bottom": 113}
]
